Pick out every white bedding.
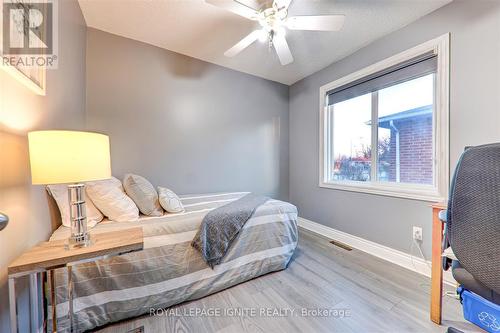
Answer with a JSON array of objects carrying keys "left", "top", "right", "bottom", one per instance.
[{"left": 50, "top": 192, "right": 253, "bottom": 243}]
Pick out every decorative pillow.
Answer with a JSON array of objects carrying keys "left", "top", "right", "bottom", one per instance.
[
  {"left": 123, "top": 174, "right": 163, "bottom": 216},
  {"left": 47, "top": 184, "right": 103, "bottom": 228},
  {"left": 86, "top": 177, "right": 139, "bottom": 222},
  {"left": 158, "top": 187, "right": 184, "bottom": 213}
]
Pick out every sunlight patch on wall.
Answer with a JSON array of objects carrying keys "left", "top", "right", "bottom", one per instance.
[{"left": 0, "top": 70, "right": 43, "bottom": 132}]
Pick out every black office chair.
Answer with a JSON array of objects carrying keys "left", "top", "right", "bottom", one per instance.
[{"left": 441, "top": 143, "right": 500, "bottom": 332}]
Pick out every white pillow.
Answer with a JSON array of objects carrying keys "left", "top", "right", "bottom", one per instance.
[
  {"left": 158, "top": 187, "right": 184, "bottom": 213},
  {"left": 86, "top": 177, "right": 139, "bottom": 222},
  {"left": 123, "top": 174, "right": 163, "bottom": 216},
  {"left": 47, "top": 184, "right": 103, "bottom": 228}
]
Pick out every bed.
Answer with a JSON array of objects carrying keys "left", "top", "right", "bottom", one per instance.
[{"left": 45, "top": 191, "right": 298, "bottom": 332}]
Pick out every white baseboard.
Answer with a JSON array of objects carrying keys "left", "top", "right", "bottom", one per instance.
[{"left": 298, "top": 217, "right": 456, "bottom": 286}]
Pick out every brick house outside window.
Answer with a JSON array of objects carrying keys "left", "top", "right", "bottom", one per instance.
[{"left": 377, "top": 105, "right": 433, "bottom": 185}]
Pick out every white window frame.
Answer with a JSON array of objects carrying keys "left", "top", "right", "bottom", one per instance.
[{"left": 319, "top": 34, "right": 450, "bottom": 202}]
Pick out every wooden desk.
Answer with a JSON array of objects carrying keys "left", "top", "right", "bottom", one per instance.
[
  {"left": 430, "top": 201, "right": 447, "bottom": 325},
  {"left": 8, "top": 227, "right": 143, "bottom": 333}
]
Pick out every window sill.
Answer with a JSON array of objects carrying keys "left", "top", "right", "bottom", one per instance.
[{"left": 319, "top": 181, "right": 445, "bottom": 202}]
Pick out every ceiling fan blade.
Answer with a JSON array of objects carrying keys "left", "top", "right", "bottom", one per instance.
[
  {"left": 286, "top": 15, "right": 345, "bottom": 31},
  {"left": 273, "top": 0, "right": 292, "bottom": 10},
  {"left": 205, "top": 0, "right": 259, "bottom": 19},
  {"left": 238, "top": 0, "right": 262, "bottom": 10},
  {"left": 273, "top": 33, "right": 293, "bottom": 65},
  {"left": 224, "top": 30, "right": 261, "bottom": 57}
]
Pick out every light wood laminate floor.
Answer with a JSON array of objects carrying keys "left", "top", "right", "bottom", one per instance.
[{"left": 97, "top": 229, "right": 480, "bottom": 333}]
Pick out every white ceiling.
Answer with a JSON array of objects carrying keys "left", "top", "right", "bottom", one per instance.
[{"left": 78, "top": 0, "right": 451, "bottom": 85}]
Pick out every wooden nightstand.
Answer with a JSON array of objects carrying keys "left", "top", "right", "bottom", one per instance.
[{"left": 8, "top": 227, "right": 144, "bottom": 333}]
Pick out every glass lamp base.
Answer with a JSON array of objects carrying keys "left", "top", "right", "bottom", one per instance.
[{"left": 65, "top": 233, "right": 93, "bottom": 250}]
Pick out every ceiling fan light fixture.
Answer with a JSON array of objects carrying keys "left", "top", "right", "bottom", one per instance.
[
  {"left": 258, "top": 29, "right": 268, "bottom": 42},
  {"left": 208, "top": 0, "right": 346, "bottom": 65}
]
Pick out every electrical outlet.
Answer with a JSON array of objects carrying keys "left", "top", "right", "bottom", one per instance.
[{"left": 413, "top": 226, "right": 423, "bottom": 241}]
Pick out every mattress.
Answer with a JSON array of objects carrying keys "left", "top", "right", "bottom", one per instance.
[{"left": 47, "top": 192, "right": 298, "bottom": 332}]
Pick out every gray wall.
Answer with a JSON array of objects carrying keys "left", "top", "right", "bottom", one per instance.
[
  {"left": 86, "top": 29, "right": 289, "bottom": 200},
  {"left": 289, "top": 0, "right": 500, "bottom": 258},
  {"left": 0, "top": 1, "right": 87, "bottom": 331}
]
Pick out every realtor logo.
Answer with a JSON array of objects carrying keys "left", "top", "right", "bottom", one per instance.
[{"left": 2, "top": 0, "right": 58, "bottom": 67}]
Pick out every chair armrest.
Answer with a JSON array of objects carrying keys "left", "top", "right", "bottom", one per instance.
[{"left": 438, "top": 208, "right": 452, "bottom": 271}]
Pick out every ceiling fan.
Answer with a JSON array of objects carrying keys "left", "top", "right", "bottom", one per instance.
[{"left": 205, "top": 0, "right": 345, "bottom": 65}]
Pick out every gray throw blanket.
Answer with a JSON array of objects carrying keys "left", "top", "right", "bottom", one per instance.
[{"left": 192, "top": 193, "right": 269, "bottom": 267}]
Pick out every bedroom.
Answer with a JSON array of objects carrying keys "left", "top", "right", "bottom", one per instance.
[{"left": 0, "top": 0, "right": 499, "bottom": 332}]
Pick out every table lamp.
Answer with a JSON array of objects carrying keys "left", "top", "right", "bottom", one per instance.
[{"left": 28, "top": 130, "right": 111, "bottom": 249}]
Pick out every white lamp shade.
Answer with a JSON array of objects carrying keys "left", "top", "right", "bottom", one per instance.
[{"left": 28, "top": 130, "right": 112, "bottom": 185}]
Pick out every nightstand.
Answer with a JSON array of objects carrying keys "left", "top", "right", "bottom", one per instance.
[{"left": 8, "top": 227, "right": 143, "bottom": 333}]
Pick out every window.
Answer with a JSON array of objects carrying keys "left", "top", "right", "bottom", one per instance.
[{"left": 319, "top": 35, "right": 449, "bottom": 201}]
